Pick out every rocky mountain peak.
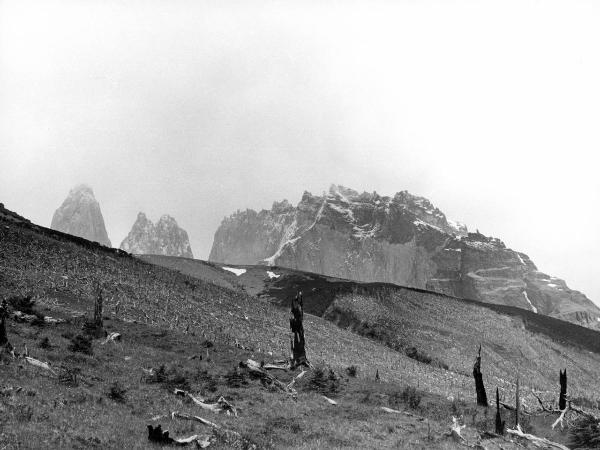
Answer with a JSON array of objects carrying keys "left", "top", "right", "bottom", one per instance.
[
  {"left": 120, "top": 213, "right": 193, "bottom": 258},
  {"left": 210, "top": 184, "right": 600, "bottom": 329},
  {"left": 51, "top": 184, "right": 111, "bottom": 247}
]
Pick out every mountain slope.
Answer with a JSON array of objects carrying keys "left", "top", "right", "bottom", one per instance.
[
  {"left": 210, "top": 184, "right": 600, "bottom": 329},
  {"left": 120, "top": 212, "right": 193, "bottom": 258},
  {"left": 2, "top": 202, "right": 600, "bottom": 448},
  {"left": 50, "top": 184, "right": 111, "bottom": 247}
]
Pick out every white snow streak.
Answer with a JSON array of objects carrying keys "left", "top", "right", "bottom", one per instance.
[
  {"left": 223, "top": 267, "right": 246, "bottom": 276},
  {"left": 266, "top": 271, "right": 280, "bottom": 279},
  {"left": 522, "top": 290, "right": 537, "bottom": 313}
]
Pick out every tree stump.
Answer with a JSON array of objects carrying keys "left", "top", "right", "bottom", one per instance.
[
  {"left": 559, "top": 369, "right": 567, "bottom": 411},
  {"left": 290, "top": 292, "right": 308, "bottom": 368},
  {"left": 473, "top": 345, "right": 488, "bottom": 407}
]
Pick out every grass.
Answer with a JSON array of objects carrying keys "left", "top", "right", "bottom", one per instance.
[{"left": 1, "top": 204, "right": 599, "bottom": 448}]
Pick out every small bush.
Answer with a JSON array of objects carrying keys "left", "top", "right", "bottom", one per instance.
[
  {"left": 145, "top": 364, "right": 191, "bottom": 391},
  {"left": 69, "top": 334, "right": 93, "bottom": 355},
  {"left": 59, "top": 367, "right": 81, "bottom": 387},
  {"left": 225, "top": 366, "right": 247, "bottom": 388},
  {"left": 405, "top": 347, "right": 449, "bottom": 370},
  {"left": 570, "top": 416, "right": 600, "bottom": 448},
  {"left": 345, "top": 366, "right": 358, "bottom": 377},
  {"left": 107, "top": 381, "right": 127, "bottom": 403},
  {"left": 38, "top": 337, "right": 51, "bottom": 349},
  {"left": 400, "top": 386, "right": 422, "bottom": 409},
  {"left": 306, "top": 366, "right": 340, "bottom": 395}
]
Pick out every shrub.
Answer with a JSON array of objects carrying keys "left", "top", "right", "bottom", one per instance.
[
  {"left": 405, "top": 347, "right": 449, "bottom": 370},
  {"left": 69, "top": 334, "right": 93, "bottom": 355},
  {"left": 38, "top": 337, "right": 51, "bottom": 349},
  {"left": 306, "top": 366, "right": 340, "bottom": 395},
  {"left": 107, "top": 381, "right": 127, "bottom": 402},
  {"left": 400, "top": 386, "right": 422, "bottom": 409},
  {"left": 145, "top": 364, "right": 191, "bottom": 391},
  {"left": 225, "top": 366, "right": 247, "bottom": 388},
  {"left": 345, "top": 365, "right": 358, "bottom": 377},
  {"left": 58, "top": 367, "right": 81, "bottom": 387},
  {"left": 570, "top": 416, "right": 600, "bottom": 449}
]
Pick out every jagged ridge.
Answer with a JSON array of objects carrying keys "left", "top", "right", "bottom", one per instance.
[
  {"left": 210, "top": 184, "right": 600, "bottom": 329},
  {"left": 120, "top": 212, "right": 193, "bottom": 258}
]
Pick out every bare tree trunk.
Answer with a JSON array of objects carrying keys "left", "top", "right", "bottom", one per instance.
[
  {"left": 495, "top": 387, "right": 505, "bottom": 435},
  {"left": 473, "top": 345, "right": 488, "bottom": 407},
  {"left": 515, "top": 377, "right": 520, "bottom": 428},
  {"left": 290, "top": 292, "right": 308, "bottom": 368},
  {"left": 559, "top": 369, "right": 567, "bottom": 411},
  {"left": 0, "top": 316, "right": 7, "bottom": 346},
  {"left": 94, "top": 282, "right": 103, "bottom": 329}
]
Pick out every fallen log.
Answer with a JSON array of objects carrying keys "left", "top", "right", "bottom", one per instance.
[
  {"left": 101, "top": 332, "right": 121, "bottom": 345},
  {"left": 171, "top": 411, "right": 257, "bottom": 449},
  {"left": 322, "top": 395, "right": 337, "bottom": 406},
  {"left": 551, "top": 406, "right": 569, "bottom": 430},
  {"left": 25, "top": 356, "right": 57, "bottom": 376},
  {"left": 286, "top": 370, "right": 306, "bottom": 390},
  {"left": 147, "top": 424, "right": 210, "bottom": 447},
  {"left": 506, "top": 425, "right": 569, "bottom": 450},
  {"left": 173, "top": 389, "right": 237, "bottom": 416},
  {"left": 241, "top": 359, "right": 297, "bottom": 397},
  {"left": 263, "top": 363, "right": 290, "bottom": 371},
  {"left": 450, "top": 416, "right": 466, "bottom": 443},
  {"left": 381, "top": 406, "right": 402, "bottom": 414}
]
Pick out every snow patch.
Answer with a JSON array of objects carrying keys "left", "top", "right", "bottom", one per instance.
[
  {"left": 223, "top": 267, "right": 246, "bottom": 276},
  {"left": 515, "top": 253, "right": 526, "bottom": 266},
  {"left": 522, "top": 291, "right": 537, "bottom": 313},
  {"left": 547, "top": 283, "right": 558, "bottom": 288},
  {"left": 266, "top": 271, "right": 280, "bottom": 279}
]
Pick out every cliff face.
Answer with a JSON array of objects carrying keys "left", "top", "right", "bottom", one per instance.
[
  {"left": 210, "top": 185, "right": 600, "bottom": 328},
  {"left": 120, "top": 213, "right": 193, "bottom": 258},
  {"left": 51, "top": 185, "right": 111, "bottom": 247}
]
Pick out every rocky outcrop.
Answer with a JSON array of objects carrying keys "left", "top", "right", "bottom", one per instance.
[
  {"left": 51, "top": 185, "right": 111, "bottom": 247},
  {"left": 210, "top": 184, "right": 600, "bottom": 328},
  {"left": 120, "top": 213, "right": 193, "bottom": 258}
]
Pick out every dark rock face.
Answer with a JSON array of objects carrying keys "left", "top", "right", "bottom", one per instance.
[
  {"left": 210, "top": 184, "right": 600, "bottom": 329},
  {"left": 51, "top": 185, "right": 111, "bottom": 247},
  {"left": 120, "top": 213, "right": 193, "bottom": 258}
]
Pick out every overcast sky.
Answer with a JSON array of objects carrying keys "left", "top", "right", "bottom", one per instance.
[{"left": 1, "top": 0, "right": 599, "bottom": 304}]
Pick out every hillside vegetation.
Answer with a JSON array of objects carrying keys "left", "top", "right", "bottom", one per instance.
[{"left": 1, "top": 206, "right": 600, "bottom": 448}]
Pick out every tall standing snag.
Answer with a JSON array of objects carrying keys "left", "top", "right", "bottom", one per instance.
[
  {"left": 495, "top": 387, "right": 505, "bottom": 435},
  {"left": 559, "top": 369, "right": 567, "bottom": 411},
  {"left": 0, "top": 300, "right": 8, "bottom": 346},
  {"left": 473, "top": 345, "right": 488, "bottom": 407},
  {"left": 515, "top": 377, "right": 520, "bottom": 428},
  {"left": 290, "top": 291, "right": 308, "bottom": 368}
]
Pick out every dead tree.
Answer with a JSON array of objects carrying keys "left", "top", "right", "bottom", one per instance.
[
  {"left": 94, "top": 282, "right": 103, "bottom": 329},
  {"left": 515, "top": 377, "right": 521, "bottom": 428},
  {"left": 495, "top": 387, "right": 505, "bottom": 435},
  {"left": 559, "top": 369, "right": 567, "bottom": 410},
  {"left": 289, "top": 291, "right": 308, "bottom": 368},
  {"left": 0, "top": 300, "right": 8, "bottom": 346},
  {"left": 473, "top": 345, "right": 488, "bottom": 407}
]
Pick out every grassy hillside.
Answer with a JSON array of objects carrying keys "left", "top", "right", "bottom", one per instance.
[{"left": 1, "top": 207, "right": 599, "bottom": 448}]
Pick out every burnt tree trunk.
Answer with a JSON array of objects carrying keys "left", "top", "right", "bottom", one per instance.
[
  {"left": 0, "top": 310, "right": 8, "bottom": 346},
  {"left": 559, "top": 369, "right": 567, "bottom": 410},
  {"left": 473, "top": 345, "right": 488, "bottom": 407},
  {"left": 94, "top": 283, "right": 103, "bottom": 329},
  {"left": 495, "top": 387, "right": 505, "bottom": 435},
  {"left": 515, "top": 377, "right": 520, "bottom": 428},
  {"left": 290, "top": 292, "right": 307, "bottom": 368}
]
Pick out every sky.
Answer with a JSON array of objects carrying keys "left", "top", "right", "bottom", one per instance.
[{"left": 1, "top": 0, "right": 599, "bottom": 304}]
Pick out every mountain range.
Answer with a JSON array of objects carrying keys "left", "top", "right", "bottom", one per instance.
[{"left": 210, "top": 184, "right": 600, "bottom": 329}]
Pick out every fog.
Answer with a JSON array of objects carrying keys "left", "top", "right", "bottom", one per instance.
[{"left": 1, "top": 0, "right": 599, "bottom": 303}]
